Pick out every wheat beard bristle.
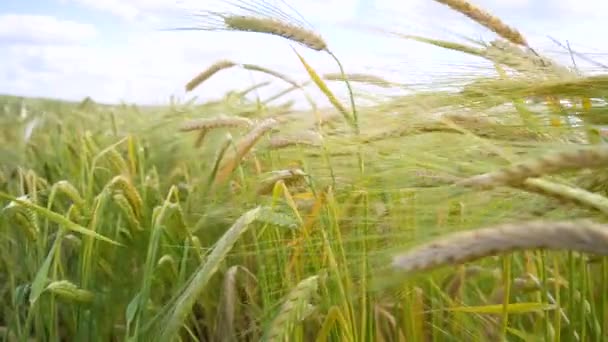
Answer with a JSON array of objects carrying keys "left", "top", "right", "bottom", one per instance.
[
  {"left": 434, "top": 0, "right": 528, "bottom": 47},
  {"left": 393, "top": 220, "right": 608, "bottom": 273},
  {"left": 223, "top": 15, "right": 327, "bottom": 51}
]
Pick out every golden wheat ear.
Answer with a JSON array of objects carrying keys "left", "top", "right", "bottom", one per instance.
[
  {"left": 393, "top": 220, "right": 608, "bottom": 274},
  {"left": 224, "top": 15, "right": 327, "bottom": 51},
  {"left": 185, "top": 60, "right": 236, "bottom": 92},
  {"left": 433, "top": 0, "right": 528, "bottom": 47},
  {"left": 173, "top": 9, "right": 327, "bottom": 52}
]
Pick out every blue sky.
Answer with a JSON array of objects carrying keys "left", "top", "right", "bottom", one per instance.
[{"left": 1, "top": 0, "right": 607, "bottom": 106}]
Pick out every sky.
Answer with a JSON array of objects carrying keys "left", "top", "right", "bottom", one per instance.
[{"left": 1, "top": 0, "right": 607, "bottom": 107}]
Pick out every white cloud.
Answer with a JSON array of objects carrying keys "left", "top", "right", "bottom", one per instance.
[
  {"left": 2, "top": 0, "right": 607, "bottom": 107},
  {"left": 60, "top": 0, "right": 139, "bottom": 20},
  {"left": 0, "top": 14, "right": 97, "bottom": 45}
]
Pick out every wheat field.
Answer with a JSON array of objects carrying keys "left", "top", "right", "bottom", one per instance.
[{"left": 2, "top": 0, "right": 608, "bottom": 341}]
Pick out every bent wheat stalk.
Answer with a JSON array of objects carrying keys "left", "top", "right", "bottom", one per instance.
[{"left": 393, "top": 220, "right": 608, "bottom": 273}]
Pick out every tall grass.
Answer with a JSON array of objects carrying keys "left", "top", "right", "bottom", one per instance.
[{"left": 2, "top": 0, "right": 608, "bottom": 341}]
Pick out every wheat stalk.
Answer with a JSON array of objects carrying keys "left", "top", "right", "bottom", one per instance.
[
  {"left": 185, "top": 60, "right": 236, "bottom": 92},
  {"left": 393, "top": 220, "right": 608, "bottom": 273},
  {"left": 433, "top": 0, "right": 528, "bottom": 46},
  {"left": 456, "top": 145, "right": 608, "bottom": 190},
  {"left": 237, "top": 80, "right": 272, "bottom": 97}
]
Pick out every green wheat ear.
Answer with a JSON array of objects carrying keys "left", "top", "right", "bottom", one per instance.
[
  {"left": 263, "top": 275, "right": 320, "bottom": 341},
  {"left": 0, "top": 192, "right": 122, "bottom": 246}
]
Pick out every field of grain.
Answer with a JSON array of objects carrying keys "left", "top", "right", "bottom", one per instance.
[{"left": 2, "top": 0, "right": 608, "bottom": 341}]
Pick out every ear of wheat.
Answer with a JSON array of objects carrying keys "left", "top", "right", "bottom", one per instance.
[
  {"left": 185, "top": 60, "right": 236, "bottom": 92},
  {"left": 323, "top": 72, "right": 393, "bottom": 88},
  {"left": 393, "top": 220, "right": 608, "bottom": 274},
  {"left": 257, "top": 168, "right": 307, "bottom": 195},
  {"left": 224, "top": 15, "right": 326, "bottom": 51},
  {"left": 433, "top": 0, "right": 528, "bottom": 47},
  {"left": 456, "top": 145, "right": 608, "bottom": 190},
  {"left": 175, "top": 1, "right": 326, "bottom": 52},
  {"left": 213, "top": 118, "right": 279, "bottom": 188},
  {"left": 179, "top": 116, "right": 253, "bottom": 132}
]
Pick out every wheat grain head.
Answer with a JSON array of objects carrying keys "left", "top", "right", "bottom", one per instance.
[
  {"left": 323, "top": 72, "right": 393, "bottom": 88},
  {"left": 224, "top": 15, "right": 326, "bottom": 51},
  {"left": 179, "top": 116, "right": 253, "bottom": 132},
  {"left": 257, "top": 168, "right": 307, "bottom": 195},
  {"left": 456, "top": 145, "right": 608, "bottom": 190},
  {"left": 393, "top": 220, "right": 608, "bottom": 274},
  {"left": 434, "top": 0, "right": 528, "bottom": 46},
  {"left": 186, "top": 60, "right": 236, "bottom": 92},
  {"left": 213, "top": 118, "right": 279, "bottom": 188}
]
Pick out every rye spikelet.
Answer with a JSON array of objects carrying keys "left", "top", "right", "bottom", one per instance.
[
  {"left": 186, "top": 60, "right": 236, "bottom": 92},
  {"left": 433, "top": 0, "right": 528, "bottom": 46},
  {"left": 393, "top": 220, "right": 608, "bottom": 273},
  {"left": 456, "top": 145, "right": 608, "bottom": 190}
]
